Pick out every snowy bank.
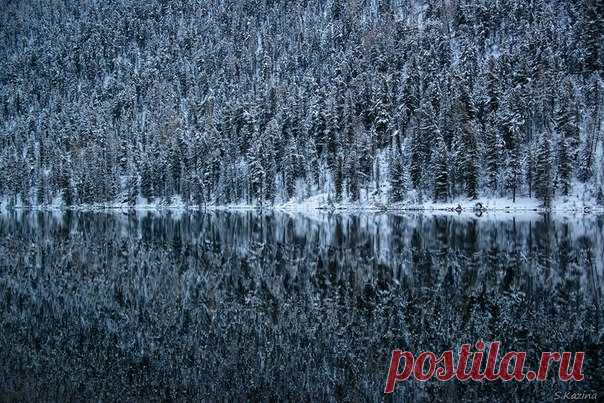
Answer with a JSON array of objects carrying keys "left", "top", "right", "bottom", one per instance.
[{"left": 3, "top": 193, "right": 603, "bottom": 215}]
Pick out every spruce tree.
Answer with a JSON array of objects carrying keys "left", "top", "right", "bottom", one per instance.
[
  {"left": 357, "top": 130, "right": 374, "bottom": 192},
  {"left": 310, "top": 93, "right": 327, "bottom": 157},
  {"left": 389, "top": 148, "right": 406, "bottom": 203},
  {"left": 452, "top": 79, "right": 479, "bottom": 199},
  {"left": 485, "top": 56, "right": 501, "bottom": 115},
  {"left": 411, "top": 96, "right": 437, "bottom": 192},
  {"left": 36, "top": 175, "right": 45, "bottom": 206},
  {"left": 484, "top": 117, "right": 503, "bottom": 194},
  {"left": 581, "top": 0, "right": 603, "bottom": 73},
  {"left": 140, "top": 161, "right": 153, "bottom": 201},
  {"left": 535, "top": 132, "right": 553, "bottom": 207},
  {"left": 557, "top": 135, "right": 572, "bottom": 196},
  {"left": 374, "top": 75, "right": 392, "bottom": 148},
  {"left": 283, "top": 139, "right": 297, "bottom": 200},
  {"left": 248, "top": 135, "right": 265, "bottom": 203},
  {"left": 58, "top": 159, "right": 73, "bottom": 207},
  {"left": 263, "top": 151, "right": 277, "bottom": 205},
  {"left": 462, "top": 123, "right": 479, "bottom": 200},
  {"left": 334, "top": 157, "right": 343, "bottom": 203},
  {"left": 410, "top": 128, "right": 425, "bottom": 191},
  {"left": 126, "top": 164, "right": 138, "bottom": 207},
  {"left": 577, "top": 137, "right": 594, "bottom": 182},
  {"left": 347, "top": 148, "right": 361, "bottom": 202},
  {"left": 555, "top": 80, "right": 580, "bottom": 163},
  {"left": 432, "top": 134, "right": 450, "bottom": 203},
  {"left": 499, "top": 97, "right": 524, "bottom": 203},
  {"left": 324, "top": 99, "right": 339, "bottom": 173}
]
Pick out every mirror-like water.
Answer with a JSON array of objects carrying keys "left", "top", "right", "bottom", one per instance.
[{"left": 0, "top": 211, "right": 602, "bottom": 401}]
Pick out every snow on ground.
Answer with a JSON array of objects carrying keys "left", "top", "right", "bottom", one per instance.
[
  {"left": 275, "top": 192, "right": 603, "bottom": 214},
  {"left": 1, "top": 191, "right": 602, "bottom": 215}
]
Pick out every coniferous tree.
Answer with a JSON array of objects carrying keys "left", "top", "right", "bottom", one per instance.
[
  {"left": 140, "top": 161, "right": 153, "bottom": 201},
  {"left": 461, "top": 88, "right": 479, "bottom": 199},
  {"left": 504, "top": 123, "right": 523, "bottom": 203},
  {"left": 36, "top": 176, "right": 45, "bottom": 206},
  {"left": 264, "top": 155, "right": 277, "bottom": 205},
  {"left": 410, "top": 127, "right": 425, "bottom": 192},
  {"left": 357, "top": 130, "right": 374, "bottom": 196},
  {"left": 433, "top": 134, "right": 450, "bottom": 202},
  {"left": 125, "top": 173, "right": 137, "bottom": 207},
  {"left": 347, "top": 151, "right": 361, "bottom": 203},
  {"left": 374, "top": 75, "right": 392, "bottom": 148},
  {"left": 580, "top": 0, "right": 603, "bottom": 73},
  {"left": 334, "top": 157, "right": 343, "bottom": 202},
  {"left": 324, "top": 98, "right": 339, "bottom": 173},
  {"left": 557, "top": 134, "right": 572, "bottom": 196},
  {"left": 411, "top": 96, "right": 437, "bottom": 192},
  {"left": 389, "top": 148, "right": 406, "bottom": 203},
  {"left": 485, "top": 56, "right": 501, "bottom": 115},
  {"left": 555, "top": 80, "right": 581, "bottom": 160},
  {"left": 577, "top": 137, "right": 594, "bottom": 183},
  {"left": 535, "top": 132, "right": 553, "bottom": 207},
  {"left": 310, "top": 93, "right": 327, "bottom": 157},
  {"left": 283, "top": 138, "right": 298, "bottom": 200},
  {"left": 484, "top": 117, "right": 503, "bottom": 194},
  {"left": 58, "top": 159, "right": 73, "bottom": 207},
  {"left": 248, "top": 134, "right": 266, "bottom": 204}
]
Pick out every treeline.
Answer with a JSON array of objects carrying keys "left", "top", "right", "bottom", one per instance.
[{"left": 0, "top": 0, "right": 603, "bottom": 207}]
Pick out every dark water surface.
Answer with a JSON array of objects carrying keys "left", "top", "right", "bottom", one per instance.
[{"left": 0, "top": 210, "right": 602, "bottom": 402}]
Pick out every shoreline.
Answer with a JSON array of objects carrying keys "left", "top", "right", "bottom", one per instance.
[
  {"left": 2, "top": 203, "right": 603, "bottom": 214},
  {"left": 3, "top": 190, "right": 603, "bottom": 215}
]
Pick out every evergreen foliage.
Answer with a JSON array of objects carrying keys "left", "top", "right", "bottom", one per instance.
[{"left": 0, "top": 0, "right": 602, "bottom": 206}]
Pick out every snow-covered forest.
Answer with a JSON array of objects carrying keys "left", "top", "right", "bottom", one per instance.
[{"left": 1, "top": 0, "right": 603, "bottom": 208}]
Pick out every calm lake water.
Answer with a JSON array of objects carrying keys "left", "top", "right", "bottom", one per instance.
[{"left": 0, "top": 210, "right": 602, "bottom": 401}]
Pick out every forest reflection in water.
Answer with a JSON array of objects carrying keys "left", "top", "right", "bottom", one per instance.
[{"left": 0, "top": 210, "right": 602, "bottom": 402}]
